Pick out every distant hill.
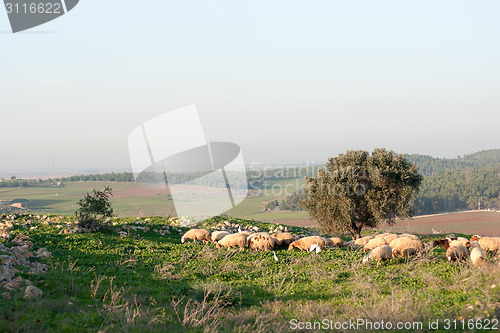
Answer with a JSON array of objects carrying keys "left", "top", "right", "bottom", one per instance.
[
  {"left": 406, "top": 149, "right": 500, "bottom": 177},
  {"left": 405, "top": 149, "right": 500, "bottom": 215}
]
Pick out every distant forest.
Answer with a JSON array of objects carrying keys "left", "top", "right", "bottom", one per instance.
[
  {"left": 273, "top": 149, "right": 500, "bottom": 215},
  {"left": 3, "top": 149, "right": 500, "bottom": 216}
]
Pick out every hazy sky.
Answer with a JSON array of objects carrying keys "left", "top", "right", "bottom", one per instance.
[{"left": 1, "top": 0, "right": 499, "bottom": 175}]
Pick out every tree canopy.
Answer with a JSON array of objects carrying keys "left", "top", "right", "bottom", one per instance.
[
  {"left": 75, "top": 186, "right": 114, "bottom": 229},
  {"left": 302, "top": 149, "right": 422, "bottom": 239}
]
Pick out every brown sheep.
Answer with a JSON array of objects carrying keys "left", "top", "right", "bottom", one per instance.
[
  {"left": 288, "top": 236, "right": 328, "bottom": 251},
  {"left": 364, "top": 237, "right": 388, "bottom": 252},
  {"left": 392, "top": 240, "right": 424, "bottom": 259},
  {"left": 216, "top": 233, "right": 247, "bottom": 250},
  {"left": 248, "top": 232, "right": 275, "bottom": 251},
  {"left": 272, "top": 232, "right": 295, "bottom": 248},
  {"left": 181, "top": 229, "right": 211, "bottom": 244}
]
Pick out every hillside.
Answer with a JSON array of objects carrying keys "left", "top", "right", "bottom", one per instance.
[{"left": 0, "top": 214, "right": 499, "bottom": 332}]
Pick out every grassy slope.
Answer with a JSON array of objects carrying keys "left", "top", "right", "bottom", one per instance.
[{"left": 1, "top": 215, "right": 499, "bottom": 332}]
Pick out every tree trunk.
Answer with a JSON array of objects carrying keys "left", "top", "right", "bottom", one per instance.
[{"left": 350, "top": 221, "right": 363, "bottom": 239}]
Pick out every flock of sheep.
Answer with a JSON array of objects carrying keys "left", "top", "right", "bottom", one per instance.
[{"left": 180, "top": 228, "right": 500, "bottom": 267}]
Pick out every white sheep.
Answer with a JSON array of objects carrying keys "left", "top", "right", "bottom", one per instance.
[
  {"left": 388, "top": 236, "right": 414, "bottom": 249},
  {"left": 447, "top": 237, "right": 471, "bottom": 248},
  {"left": 288, "top": 236, "right": 328, "bottom": 251},
  {"left": 374, "top": 233, "right": 391, "bottom": 238},
  {"left": 216, "top": 233, "right": 247, "bottom": 250},
  {"left": 399, "top": 233, "right": 420, "bottom": 241},
  {"left": 382, "top": 234, "right": 398, "bottom": 244},
  {"left": 470, "top": 235, "right": 500, "bottom": 253},
  {"left": 181, "top": 229, "right": 211, "bottom": 244},
  {"left": 362, "top": 245, "right": 392, "bottom": 266},
  {"left": 469, "top": 241, "right": 490, "bottom": 267},
  {"left": 211, "top": 231, "right": 231, "bottom": 243},
  {"left": 364, "top": 237, "right": 388, "bottom": 252}
]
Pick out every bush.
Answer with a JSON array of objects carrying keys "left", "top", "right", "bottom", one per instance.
[{"left": 75, "top": 186, "right": 114, "bottom": 231}]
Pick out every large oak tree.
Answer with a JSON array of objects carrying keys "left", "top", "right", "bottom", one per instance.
[{"left": 302, "top": 149, "right": 422, "bottom": 239}]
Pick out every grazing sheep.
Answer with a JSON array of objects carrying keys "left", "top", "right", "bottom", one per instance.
[
  {"left": 362, "top": 245, "right": 392, "bottom": 266},
  {"left": 288, "top": 236, "right": 328, "bottom": 251},
  {"left": 240, "top": 231, "right": 253, "bottom": 238},
  {"left": 399, "top": 233, "right": 420, "bottom": 241},
  {"left": 447, "top": 237, "right": 471, "bottom": 248},
  {"left": 389, "top": 236, "right": 414, "bottom": 249},
  {"left": 382, "top": 234, "right": 398, "bottom": 244},
  {"left": 392, "top": 240, "right": 425, "bottom": 259},
  {"left": 248, "top": 232, "right": 275, "bottom": 251},
  {"left": 374, "top": 233, "right": 391, "bottom": 238},
  {"left": 181, "top": 229, "right": 211, "bottom": 244},
  {"left": 272, "top": 232, "right": 295, "bottom": 248},
  {"left": 470, "top": 235, "right": 500, "bottom": 253},
  {"left": 469, "top": 241, "right": 490, "bottom": 267},
  {"left": 432, "top": 238, "right": 451, "bottom": 249},
  {"left": 364, "top": 237, "right": 388, "bottom": 252},
  {"left": 446, "top": 244, "right": 469, "bottom": 262},
  {"left": 354, "top": 236, "right": 374, "bottom": 247},
  {"left": 211, "top": 231, "right": 231, "bottom": 243},
  {"left": 325, "top": 237, "right": 343, "bottom": 248},
  {"left": 216, "top": 233, "right": 247, "bottom": 250}
]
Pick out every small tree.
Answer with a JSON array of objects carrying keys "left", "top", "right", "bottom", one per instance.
[
  {"left": 75, "top": 186, "right": 114, "bottom": 231},
  {"left": 302, "top": 149, "right": 422, "bottom": 239}
]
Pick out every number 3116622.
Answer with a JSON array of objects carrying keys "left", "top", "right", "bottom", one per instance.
[{"left": 5, "top": 2, "right": 62, "bottom": 14}]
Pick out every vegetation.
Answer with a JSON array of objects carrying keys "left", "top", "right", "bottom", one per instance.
[
  {"left": 75, "top": 186, "right": 114, "bottom": 231},
  {"left": 0, "top": 178, "right": 63, "bottom": 188},
  {"left": 303, "top": 149, "right": 422, "bottom": 239},
  {"left": 0, "top": 214, "right": 498, "bottom": 332}
]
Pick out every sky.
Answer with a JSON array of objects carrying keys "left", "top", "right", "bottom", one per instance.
[{"left": 1, "top": 0, "right": 499, "bottom": 176}]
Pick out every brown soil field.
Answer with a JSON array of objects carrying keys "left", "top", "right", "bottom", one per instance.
[
  {"left": 277, "top": 211, "right": 500, "bottom": 237},
  {"left": 112, "top": 185, "right": 171, "bottom": 198}
]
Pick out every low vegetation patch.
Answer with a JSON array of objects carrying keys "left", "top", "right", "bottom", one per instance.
[{"left": 0, "top": 214, "right": 499, "bottom": 332}]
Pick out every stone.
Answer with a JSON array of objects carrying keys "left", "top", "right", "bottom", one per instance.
[
  {"left": 1, "top": 291, "right": 11, "bottom": 299},
  {"left": 0, "top": 268, "right": 15, "bottom": 282},
  {"left": 11, "top": 245, "right": 32, "bottom": 259},
  {"left": 24, "top": 285, "right": 43, "bottom": 299},
  {"left": 35, "top": 248, "right": 52, "bottom": 258},
  {"left": 4, "top": 276, "right": 23, "bottom": 291}
]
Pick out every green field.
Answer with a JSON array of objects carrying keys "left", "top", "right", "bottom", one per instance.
[
  {"left": 1, "top": 215, "right": 499, "bottom": 332},
  {"left": 0, "top": 179, "right": 309, "bottom": 221}
]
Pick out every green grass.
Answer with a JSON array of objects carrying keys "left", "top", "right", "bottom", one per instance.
[
  {"left": 0, "top": 179, "right": 308, "bottom": 221},
  {"left": 1, "top": 214, "right": 499, "bottom": 332}
]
